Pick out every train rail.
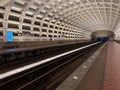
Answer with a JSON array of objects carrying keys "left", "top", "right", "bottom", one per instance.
[
  {"left": 0, "top": 41, "right": 94, "bottom": 73},
  {"left": 0, "top": 41, "right": 103, "bottom": 90}
]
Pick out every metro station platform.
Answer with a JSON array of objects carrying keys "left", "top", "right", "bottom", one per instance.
[
  {"left": 104, "top": 41, "right": 120, "bottom": 90},
  {"left": 1, "top": 41, "right": 120, "bottom": 90},
  {"left": 56, "top": 41, "right": 120, "bottom": 90},
  {"left": 1, "top": 0, "right": 120, "bottom": 90}
]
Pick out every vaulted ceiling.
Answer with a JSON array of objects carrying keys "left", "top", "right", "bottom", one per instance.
[{"left": 0, "top": 0, "right": 120, "bottom": 36}]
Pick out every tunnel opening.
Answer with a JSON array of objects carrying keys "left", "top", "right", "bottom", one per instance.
[
  {"left": 95, "top": 37, "right": 109, "bottom": 42},
  {"left": 91, "top": 30, "right": 115, "bottom": 42}
]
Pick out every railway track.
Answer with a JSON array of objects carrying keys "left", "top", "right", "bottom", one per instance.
[
  {"left": 0, "top": 41, "right": 94, "bottom": 73},
  {"left": 0, "top": 42, "right": 103, "bottom": 90}
]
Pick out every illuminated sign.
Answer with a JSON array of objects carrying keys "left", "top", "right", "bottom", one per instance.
[{"left": 6, "top": 31, "right": 14, "bottom": 42}]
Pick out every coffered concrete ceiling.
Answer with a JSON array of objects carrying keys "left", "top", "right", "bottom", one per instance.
[{"left": 0, "top": 0, "right": 120, "bottom": 37}]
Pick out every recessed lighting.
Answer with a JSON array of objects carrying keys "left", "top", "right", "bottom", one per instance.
[
  {"left": 57, "top": 0, "right": 61, "bottom": 2},
  {"left": 89, "top": 60, "right": 92, "bottom": 62},
  {"left": 83, "top": 65, "right": 87, "bottom": 68},
  {"left": 73, "top": 76, "right": 78, "bottom": 80}
]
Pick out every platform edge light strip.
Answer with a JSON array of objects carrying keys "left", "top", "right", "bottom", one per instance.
[{"left": 0, "top": 42, "right": 101, "bottom": 80}]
